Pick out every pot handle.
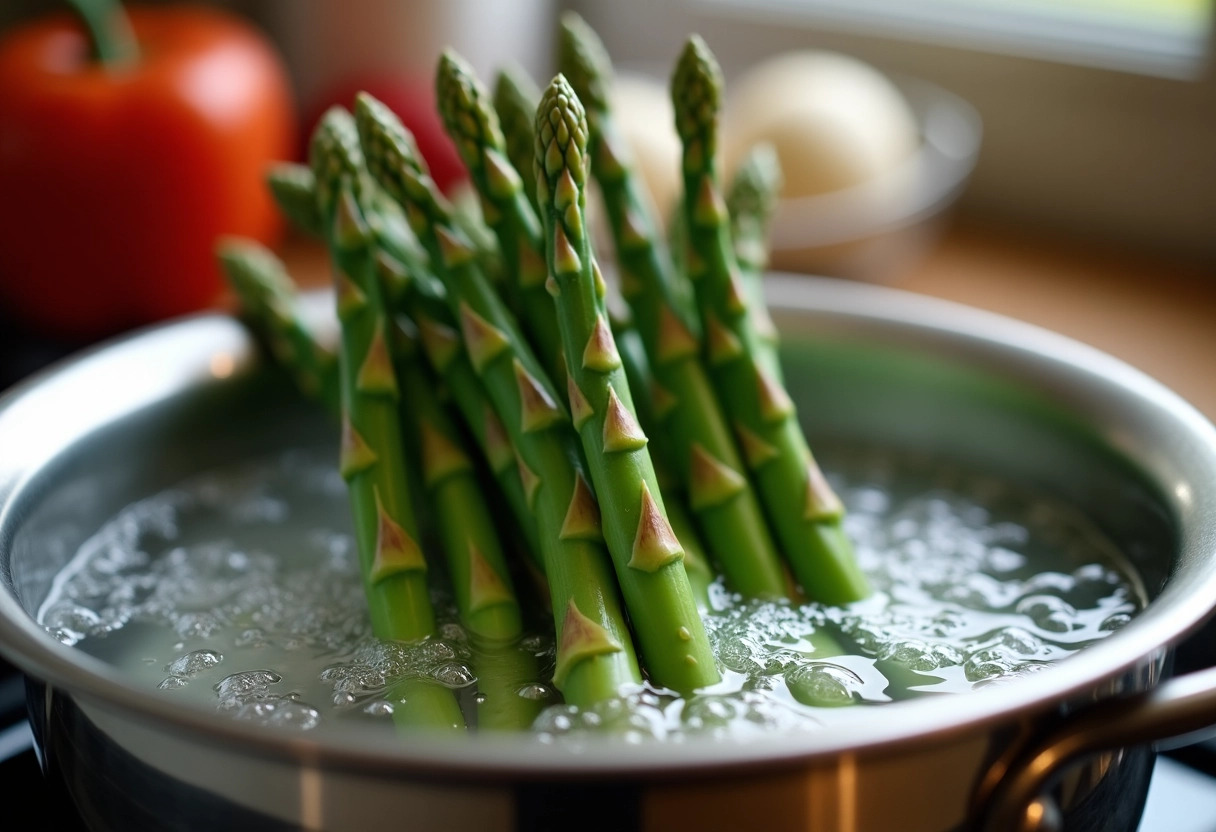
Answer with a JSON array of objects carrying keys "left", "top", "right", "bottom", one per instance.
[{"left": 978, "top": 665, "right": 1216, "bottom": 832}]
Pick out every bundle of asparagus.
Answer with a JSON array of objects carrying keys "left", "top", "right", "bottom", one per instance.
[{"left": 219, "top": 17, "right": 869, "bottom": 730}]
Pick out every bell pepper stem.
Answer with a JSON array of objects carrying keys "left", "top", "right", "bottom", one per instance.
[{"left": 65, "top": 0, "right": 139, "bottom": 67}]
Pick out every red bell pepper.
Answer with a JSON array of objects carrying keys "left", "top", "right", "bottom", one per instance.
[{"left": 0, "top": 0, "right": 296, "bottom": 339}]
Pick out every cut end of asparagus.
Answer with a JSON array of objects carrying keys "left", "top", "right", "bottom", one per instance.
[
  {"left": 436, "top": 49, "right": 508, "bottom": 173},
  {"left": 534, "top": 74, "right": 590, "bottom": 210},
  {"left": 670, "top": 35, "right": 723, "bottom": 149},
  {"left": 309, "top": 106, "right": 368, "bottom": 211},
  {"left": 558, "top": 11, "right": 613, "bottom": 115}
]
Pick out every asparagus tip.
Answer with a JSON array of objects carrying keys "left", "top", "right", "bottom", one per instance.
[
  {"left": 558, "top": 11, "right": 613, "bottom": 113},
  {"left": 671, "top": 34, "right": 723, "bottom": 144},
  {"left": 534, "top": 74, "right": 590, "bottom": 203},
  {"left": 494, "top": 61, "right": 541, "bottom": 105},
  {"left": 309, "top": 106, "right": 367, "bottom": 210}
]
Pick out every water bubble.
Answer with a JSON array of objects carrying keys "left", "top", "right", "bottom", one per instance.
[
  {"left": 432, "top": 663, "right": 476, "bottom": 688},
  {"left": 786, "top": 663, "right": 863, "bottom": 707},
  {"left": 1100, "top": 613, "right": 1132, "bottom": 632},
  {"left": 165, "top": 649, "right": 223, "bottom": 677},
  {"left": 517, "top": 683, "right": 552, "bottom": 701},
  {"left": 157, "top": 676, "right": 189, "bottom": 690},
  {"left": 364, "top": 700, "right": 394, "bottom": 717},
  {"left": 1016, "top": 595, "right": 1077, "bottom": 633}
]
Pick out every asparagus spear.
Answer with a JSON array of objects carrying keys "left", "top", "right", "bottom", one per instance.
[
  {"left": 216, "top": 238, "right": 339, "bottom": 414},
  {"left": 609, "top": 297, "right": 714, "bottom": 608},
  {"left": 355, "top": 91, "right": 642, "bottom": 706},
  {"left": 534, "top": 75, "right": 719, "bottom": 693},
  {"left": 725, "top": 142, "right": 784, "bottom": 381},
  {"left": 264, "top": 167, "right": 547, "bottom": 577},
  {"left": 389, "top": 319, "right": 544, "bottom": 730},
  {"left": 492, "top": 63, "right": 543, "bottom": 212},
  {"left": 559, "top": 13, "right": 789, "bottom": 600},
  {"left": 310, "top": 107, "right": 463, "bottom": 730},
  {"left": 671, "top": 37, "right": 870, "bottom": 606},
  {"left": 389, "top": 321, "right": 524, "bottom": 643},
  {"left": 221, "top": 236, "right": 540, "bottom": 727},
  {"left": 436, "top": 51, "right": 565, "bottom": 389}
]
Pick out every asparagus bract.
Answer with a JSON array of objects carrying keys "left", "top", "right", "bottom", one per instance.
[
  {"left": 535, "top": 76, "right": 719, "bottom": 693},
  {"left": 356, "top": 92, "right": 642, "bottom": 706},
  {"left": 493, "top": 64, "right": 543, "bottom": 212},
  {"left": 671, "top": 38, "right": 870, "bottom": 606},
  {"left": 311, "top": 108, "right": 463, "bottom": 730},
  {"left": 725, "top": 142, "right": 784, "bottom": 380},
  {"left": 560, "top": 14, "right": 789, "bottom": 600},
  {"left": 436, "top": 52, "right": 565, "bottom": 389},
  {"left": 217, "top": 238, "right": 339, "bottom": 414}
]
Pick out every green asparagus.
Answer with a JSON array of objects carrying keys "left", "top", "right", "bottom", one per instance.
[
  {"left": 534, "top": 75, "right": 720, "bottom": 692},
  {"left": 266, "top": 163, "right": 324, "bottom": 239},
  {"left": 310, "top": 107, "right": 464, "bottom": 730},
  {"left": 671, "top": 37, "right": 870, "bottom": 606},
  {"left": 725, "top": 141, "right": 784, "bottom": 380},
  {"left": 355, "top": 91, "right": 643, "bottom": 705},
  {"left": 436, "top": 51, "right": 565, "bottom": 389},
  {"left": 217, "top": 238, "right": 339, "bottom": 414},
  {"left": 492, "top": 63, "right": 543, "bottom": 213},
  {"left": 263, "top": 166, "right": 547, "bottom": 579},
  {"left": 560, "top": 13, "right": 790, "bottom": 600}
]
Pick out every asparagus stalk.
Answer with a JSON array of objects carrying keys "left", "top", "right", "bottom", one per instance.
[
  {"left": 264, "top": 167, "right": 547, "bottom": 577},
  {"left": 216, "top": 238, "right": 340, "bottom": 414},
  {"left": 671, "top": 38, "right": 870, "bottom": 606},
  {"left": 559, "top": 14, "right": 789, "bottom": 600},
  {"left": 610, "top": 301, "right": 714, "bottom": 608},
  {"left": 389, "top": 321, "right": 524, "bottom": 643},
  {"left": 493, "top": 63, "right": 543, "bottom": 212},
  {"left": 310, "top": 107, "right": 464, "bottom": 730},
  {"left": 534, "top": 76, "right": 719, "bottom": 692},
  {"left": 389, "top": 319, "right": 543, "bottom": 730},
  {"left": 355, "top": 92, "right": 642, "bottom": 706},
  {"left": 436, "top": 51, "right": 566, "bottom": 389},
  {"left": 725, "top": 142, "right": 784, "bottom": 381}
]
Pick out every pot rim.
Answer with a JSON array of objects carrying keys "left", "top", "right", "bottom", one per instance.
[{"left": 2, "top": 274, "right": 1214, "bottom": 778}]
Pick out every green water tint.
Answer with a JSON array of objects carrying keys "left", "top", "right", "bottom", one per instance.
[{"left": 36, "top": 436, "right": 1142, "bottom": 741}]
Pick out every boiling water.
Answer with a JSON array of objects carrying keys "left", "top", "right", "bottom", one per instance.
[{"left": 38, "top": 444, "right": 1143, "bottom": 741}]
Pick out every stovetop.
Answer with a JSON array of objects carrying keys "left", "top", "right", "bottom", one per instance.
[{"left": 2, "top": 317, "right": 1216, "bottom": 831}]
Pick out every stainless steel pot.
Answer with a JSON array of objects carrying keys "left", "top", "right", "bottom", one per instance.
[{"left": 2, "top": 275, "right": 1216, "bottom": 832}]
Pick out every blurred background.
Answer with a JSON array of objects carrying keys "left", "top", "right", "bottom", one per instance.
[{"left": 0, "top": 2, "right": 1214, "bottom": 828}]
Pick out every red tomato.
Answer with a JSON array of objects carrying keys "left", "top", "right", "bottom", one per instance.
[{"left": 0, "top": 7, "right": 295, "bottom": 339}]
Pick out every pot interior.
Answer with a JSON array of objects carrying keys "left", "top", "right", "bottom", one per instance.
[{"left": 0, "top": 278, "right": 1210, "bottom": 773}]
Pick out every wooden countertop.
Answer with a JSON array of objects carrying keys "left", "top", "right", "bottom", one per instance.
[
  {"left": 898, "top": 221, "right": 1216, "bottom": 419},
  {"left": 280, "top": 218, "right": 1216, "bottom": 417}
]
